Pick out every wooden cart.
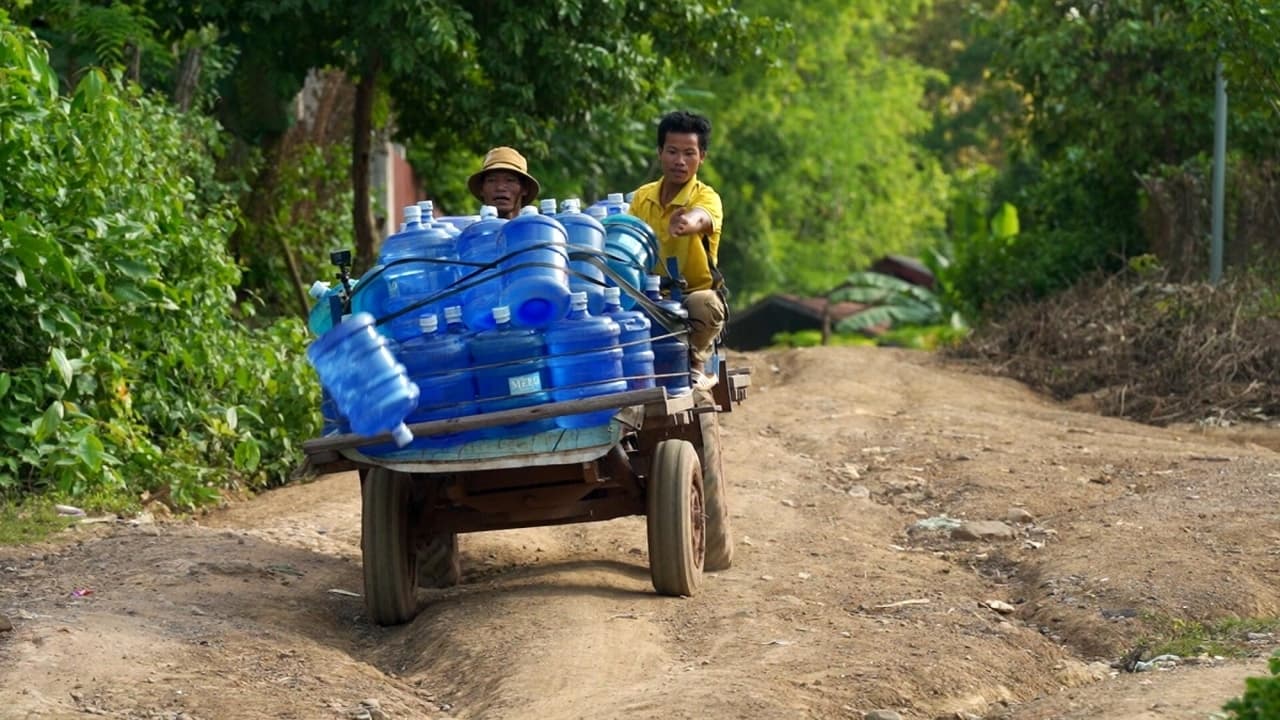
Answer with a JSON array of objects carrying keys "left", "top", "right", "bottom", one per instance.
[{"left": 302, "top": 361, "right": 751, "bottom": 625}]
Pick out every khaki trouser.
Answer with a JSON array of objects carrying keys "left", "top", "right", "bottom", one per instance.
[{"left": 684, "top": 289, "right": 727, "bottom": 366}]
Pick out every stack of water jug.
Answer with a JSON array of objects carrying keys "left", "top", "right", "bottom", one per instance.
[{"left": 306, "top": 195, "right": 693, "bottom": 453}]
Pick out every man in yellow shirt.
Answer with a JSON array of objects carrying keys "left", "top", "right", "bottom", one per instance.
[{"left": 629, "top": 111, "right": 726, "bottom": 391}]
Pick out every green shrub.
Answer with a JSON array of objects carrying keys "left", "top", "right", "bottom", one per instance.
[
  {"left": 1223, "top": 653, "right": 1280, "bottom": 719},
  {"left": 0, "top": 17, "right": 318, "bottom": 510}
]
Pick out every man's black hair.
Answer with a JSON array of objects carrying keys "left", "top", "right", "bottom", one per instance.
[{"left": 657, "top": 111, "right": 711, "bottom": 152}]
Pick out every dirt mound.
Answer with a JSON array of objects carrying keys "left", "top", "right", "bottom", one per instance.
[{"left": 952, "top": 273, "right": 1280, "bottom": 426}]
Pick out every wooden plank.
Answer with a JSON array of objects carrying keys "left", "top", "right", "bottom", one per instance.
[
  {"left": 302, "top": 387, "right": 667, "bottom": 455},
  {"left": 342, "top": 424, "right": 622, "bottom": 473}
]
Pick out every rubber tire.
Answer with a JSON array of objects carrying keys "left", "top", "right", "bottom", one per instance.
[
  {"left": 699, "top": 412, "right": 734, "bottom": 572},
  {"left": 647, "top": 439, "right": 705, "bottom": 596},
  {"left": 361, "top": 467, "right": 419, "bottom": 625},
  {"left": 417, "top": 532, "right": 461, "bottom": 588}
]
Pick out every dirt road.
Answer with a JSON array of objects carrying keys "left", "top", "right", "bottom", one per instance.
[{"left": 2, "top": 346, "right": 1278, "bottom": 720}]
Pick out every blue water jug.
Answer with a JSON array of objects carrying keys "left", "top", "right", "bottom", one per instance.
[
  {"left": 556, "top": 198, "right": 607, "bottom": 316},
  {"left": 320, "top": 387, "right": 348, "bottom": 436},
  {"left": 602, "top": 286, "right": 656, "bottom": 390},
  {"left": 442, "top": 304, "right": 469, "bottom": 335},
  {"left": 437, "top": 215, "right": 480, "bottom": 233},
  {"left": 642, "top": 275, "right": 691, "bottom": 397},
  {"left": 353, "top": 205, "right": 460, "bottom": 342},
  {"left": 601, "top": 214, "right": 659, "bottom": 308},
  {"left": 588, "top": 192, "right": 628, "bottom": 217},
  {"left": 380, "top": 314, "right": 477, "bottom": 450},
  {"left": 544, "top": 292, "right": 627, "bottom": 429},
  {"left": 467, "top": 305, "right": 555, "bottom": 438},
  {"left": 457, "top": 205, "right": 507, "bottom": 333},
  {"left": 307, "top": 280, "right": 346, "bottom": 336},
  {"left": 499, "top": 207, "right": 571, "bottom": 329},
  {"left": 306, "top": 312, "right": 419, "bottom": 446}
]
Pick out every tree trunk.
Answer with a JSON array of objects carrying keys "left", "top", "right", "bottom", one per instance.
[
  {"left": 351, "top": 55, "right": 382, "bottom": 273},
  {"left": 279, "top": 233, "right": 312, "bottom": 320},
  {"left": 821, "top": 301, "right": 832, "bottom": 345},
  {"left": 174, "top": 47, "right": 203, "bottom": 113}
]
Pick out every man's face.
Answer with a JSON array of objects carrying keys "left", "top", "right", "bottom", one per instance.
[
  {"left": 659, "top": 132, "right": 705, "bottom": 187},
  {"left": 481, "top": 170, "right": 525, "bottom": 217}
]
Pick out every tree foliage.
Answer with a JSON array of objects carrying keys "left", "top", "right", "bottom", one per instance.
[
  {"left": 0, "top": 17, "right": 317, "bottom": 507},
  {"left": 921, "top": 0, "right": 1280, "bottom": 316},
  {"left": 698, "top": 0, "right": 950, "bottom": 302}
]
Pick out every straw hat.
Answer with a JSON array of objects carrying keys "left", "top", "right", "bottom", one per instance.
[{"left": 467, "top": 146, "right": 540, "bottom": 202}]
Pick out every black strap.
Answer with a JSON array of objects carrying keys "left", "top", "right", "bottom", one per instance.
[
  {"left": 699, "top": 233, "right": 730, "bottom": 346},
  {"left": 701, "top": 234, "right": 729, "bottom": 298}
]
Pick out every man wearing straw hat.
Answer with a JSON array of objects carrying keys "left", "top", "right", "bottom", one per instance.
[{"left": 468, "top": 146, "right": 541, "bottom": 219}]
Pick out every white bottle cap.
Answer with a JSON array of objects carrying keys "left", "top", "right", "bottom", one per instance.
[
  {"left": 492, "top": 306, "right": 511, "bottom": 324},
  {"left": 624, "top": 191, "right": 635, "bottom": 203},
  {"left": 418, "top": 200, "right": 434, "bottom": 214},
  {"left": 444, "top": 305, "right": 463, "bottom": 323},
  {"left": 645, "top": 274, "right": 661, "bottom": 292},
  {"left": 403, "top": 205, "right": 421, "bottom": 223},
  {"left": 418, "top": 314, "right": 439, "bottom": 334},
  {"left": 562, "top": 198, "right": 581, "bottom": 213},
  {"left": 569, "top": 291, "right": 588, "bottom": 311},
  {"left": 539, "top": 198, "right": 558, "bottom": 214},
  {"left": 519, "top": 205, "right": 538, "bottom": 216},
  {"left": 586, "top": 205, "right": 607, "bottom": 219},
  {"left": 309, "top": 280, "right": 330, "bottom": 299},
  {"left": 480, "top": 205, "right": 498, "bottom": 219},
  {"left": 603, "top": 286, "right": 621, "bottom": 304},
  {"left": 607, "top": 192, "right": 624, "bottom": 203}
]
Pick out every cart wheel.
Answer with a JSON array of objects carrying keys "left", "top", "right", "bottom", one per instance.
[
  {"left": 647, "top": 439, "right": 705, "bottom": 596},
  {"left": 361, "top": 467, "right": 419, "bottom": 625},
  {"left": 417, "top": 532, "right": 460, "bottom": 588},
  {"left": 699, "top": 412, "right": 734, "bottom": 572}
]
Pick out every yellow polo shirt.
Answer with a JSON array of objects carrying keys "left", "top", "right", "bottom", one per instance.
[{"left": 630, "top": 176, "right": 723, "bottom": 293}]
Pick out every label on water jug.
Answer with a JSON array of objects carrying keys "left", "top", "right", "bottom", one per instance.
[{"left": 508, "top": 372, "right": 543, "bottom": 396}]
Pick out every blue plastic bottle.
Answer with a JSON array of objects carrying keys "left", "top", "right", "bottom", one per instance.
[
  {"left": 498, "top": 206, "right": 571, "bottom": 329},
  {"left": 307, "top": 281, "right": 343, "bottom": 336},
  {"left": 544, "top": 292, "right": 627, "bottom": 429},
  {"left": 602, "top": 286, "right": 656, "bottom": 390},
  {"left": 457, "top": 205, "right": 507, "bottom": 333},
  {"left": 467, "top": 305, "right": 555, "bottom": 438},
  {"left": 416, "top": 200, "right": 464, "bottom": 238},
  {"left": 601, "top": 214, "right": 659, "bottom": 308},
  {"left": 442, "top": 304, "right": 469, "bottom": 336},
  {"left": 437, "top": 215, "right": 480, "bottom": 233},
  {"left": 588, "top": 192, "right": 628, "bottom": 217},
  {"left": 381, "top": 314, "right": 477, "bottom": 450},
  {"left": 555, "top": 198, "right": 607, "bottom": 316},
  {"left": 306, "top": 312, "right": 419, "bottom": 446},
  {"left": 642, "top": 275, "right": 691, "bottom": 396},
  {"left": 353, "top": 205, "right": 460, "bottom": 341},
  {"left": 319, "top": 388, "right": 348, "bottom": 436}
]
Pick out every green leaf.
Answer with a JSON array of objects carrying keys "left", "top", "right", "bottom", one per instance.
[
  {"left": 33, "top": 402, "right": 64, "bottom": 443},
  {"left": 0, "top": 374, "right": 9, "bottom": 400},
  {"left": 111, "top": 283, "right": 150, "bottom": 304},
  {"left": 991, "top": 202, "right": 1020, "bottom": 240},
  {"left": 50, "top": 348, "right": 73, "bottom": 388},
  {"left": 77, "top": 433, "right": 105, "bottom": 472},
  {"left": 233, "top": 438, "right": 261, "bottom": 472},
  {"left": 225, "top": 406, "right": 238, "bottom": 431},
  {"left": 113, "top": 259, "right": 155, "bottom": 280}
]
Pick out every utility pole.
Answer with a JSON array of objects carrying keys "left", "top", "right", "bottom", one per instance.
[{"left": 1210, "top": 60, "right": 1227, "bottom": 284}]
